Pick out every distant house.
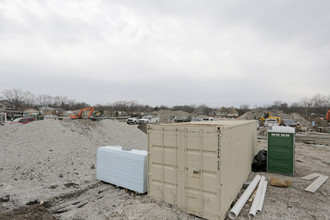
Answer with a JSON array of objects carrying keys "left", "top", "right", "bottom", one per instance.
[
  {"left": 216, "top": 107, "right": 229, "bottom": 117},
  {"left": 227, "top": 108, "right": 239, "bottom": 118},
  {"left": 216, "top": 107, "right": 238, "bottom": 118},
  {"left": 21, "top": 107, "right": 39, "bottom": 116},
  {"left": 39, "top": 106, "right": 67, "bottom": 116},
  {"left": 0, "top": 100, "right": 11, "bottom": 112},
  {"left": 115, "top": 111, "right": 128, "bottom": 116}
]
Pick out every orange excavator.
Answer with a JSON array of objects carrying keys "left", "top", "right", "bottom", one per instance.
[{"left": 70, "top": 107, "right": 95, "bottom": 119}]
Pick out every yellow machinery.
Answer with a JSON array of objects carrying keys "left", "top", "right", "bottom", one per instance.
[{"left": 259, "top": 112, "right": 282, "bottom": 126}]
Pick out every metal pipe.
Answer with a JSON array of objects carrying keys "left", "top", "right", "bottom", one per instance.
[
  {"left": 248, "top": 176, "right": 266, "bottom": 219},
  {"left": 257, "top": 180, "right": 268, "bottom": 214},
  {"left": 228, "top": 175, "right": 261, "bottom": 219}
]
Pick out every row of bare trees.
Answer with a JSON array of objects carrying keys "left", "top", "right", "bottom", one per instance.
[
  {"left": 0, "top": 89, "right": 89, "bottom": 110},
  {"left": 1, "top": 89, "right": 329, "bottom": 117},
  {"left": 264, "top": 94, "right": 330, "bottom": 118},
  {"left": 96, "top": 102, "right": 214, "bottom": 116}
]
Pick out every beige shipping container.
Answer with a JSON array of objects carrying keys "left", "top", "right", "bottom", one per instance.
[{"left": 147, "top": 120, "right": 257, "bottom": 220}]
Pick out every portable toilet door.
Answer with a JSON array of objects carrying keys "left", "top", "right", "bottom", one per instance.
[{"left": 267, "top": 126, "right": 295, "bottom": 176}]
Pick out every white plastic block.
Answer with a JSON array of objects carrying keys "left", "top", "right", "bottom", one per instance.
[
  {"left": 268, "top": 126, "right": 295, "bottom": 133},
  {"left": 96, "top": 146, "right": 148, "bottom": 193}
]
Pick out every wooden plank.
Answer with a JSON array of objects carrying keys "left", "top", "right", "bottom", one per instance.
[
  {"left": 305, "top": 175, "right": 329, "bottom": 193},
  {"left": 301, "top": 173, "right": 321, "bottom": 180}
]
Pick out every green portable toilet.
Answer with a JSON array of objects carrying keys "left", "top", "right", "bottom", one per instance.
[{"left": 267, "top": 126, "right": 295, "bottom": 176}]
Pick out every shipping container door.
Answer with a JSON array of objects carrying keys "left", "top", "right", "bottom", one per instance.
[
  {"left": 149, "top": 126, "right": 221, "bottom": 220},
  {"left": 148, "top": 127, "right": 178, "bottom": 204},
  {"left": 183, "top": 128, "right": 220, "bottom": 219}
]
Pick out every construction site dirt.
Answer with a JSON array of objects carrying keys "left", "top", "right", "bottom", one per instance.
[{"left": 0, "top": 119, "right": 329, "bottom": 220}]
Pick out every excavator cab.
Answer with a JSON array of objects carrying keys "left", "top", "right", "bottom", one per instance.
[{"left": 263, "top": 112, "right": 270, "bottom": 119}]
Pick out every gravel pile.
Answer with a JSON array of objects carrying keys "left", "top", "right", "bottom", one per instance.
[
  {"left": 0, "top": 119, "right": 147, "bottom": 208},
  {"left": 152, "top": 110, "right": 191, "bottom": 122},
  {"left": 239, "top": 111, "right": 263, "bottom": 120}
]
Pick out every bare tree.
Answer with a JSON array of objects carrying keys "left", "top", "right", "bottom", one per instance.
[
  {"left": 237, "top": 104, "right": 250, "bottom": 116},
  {"left": 172, "top": 105, "right": 195, "bottom": 113},
  {"left": 35, "top": 94, "right": 53, "bottom": 107},
  {"left": 310, "top": 94, "right": 326, "bottom": 109},
  {"left": 195, "top": 104, "right": 212, "bottom": 115},
  {"left": 301, "top": 96, "right": 313, "bottom": 118},
  {"left": 52, "top": 96, "right": 69, "bottom": 108},
  {"left": 1, "top": 89, "right": 32, "bottom": 110},
  {"left": 24, "top": 94, "right": 36, "bottom": 107},
  {"left": 272, "top": 100, "right": 282, "bottom": 108},
  {"left": 302, "top": 94, "right": 330, "bottom": 116}
]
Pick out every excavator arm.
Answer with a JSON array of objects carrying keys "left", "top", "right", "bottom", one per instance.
[
  {"left": 70, "top": 107, "right": 95, "bottom": 119},
  {"left": 87, "top": 107, "right": 95, "bottom": 118}
]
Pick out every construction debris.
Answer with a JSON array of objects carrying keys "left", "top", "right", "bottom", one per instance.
[
  {"left": 229, "top": 175, "right": 262, "bottom": 219},
  {"left": 248, "top": 176, "right": 266, "bottom": 219},
  {"left": 270, "top": 177, "right": 292, "bottom": 187},
  {"left": 302, "top": 173, "right": 322, "bottom": 180},
  {"left": 303, "top": 174, "right": 329, "bottom": 193}
]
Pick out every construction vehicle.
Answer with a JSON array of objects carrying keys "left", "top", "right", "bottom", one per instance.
[
  {"left": 259, "top": 112, "right": 282, "bottom": 126},
  {"left": 70, "top": 107, "right": 95, "bottom": 119},
  {"left": 326, "top": 110, "right": 330, "bottom": 122},
  {"left": 90, "top": 111, "right": 104, "bottom": 121}
]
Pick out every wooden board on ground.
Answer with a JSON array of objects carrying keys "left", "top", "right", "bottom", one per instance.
[
  {"left": 301, "top": 173, "right": 321, "bottom": 180},
  {"left": 305, "top": 175, "right": 329, "bottom": 193}
]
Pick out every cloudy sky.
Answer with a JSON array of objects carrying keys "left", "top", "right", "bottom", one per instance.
[{"left": 1, "top": 0, "right": 329, "bottom": 107}]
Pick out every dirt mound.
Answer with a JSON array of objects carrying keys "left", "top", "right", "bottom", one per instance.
[
  {"left": 240, "top": 111, "right": 310, "bottom": 127},
  {"left": 290, "top": 113, "right": 310, "bottom": 127},
  {"left": 152, "top": 110, "right": 191, "bottom": 123},
  {"left": 239, "top": 110, "right": 263, "bottom": 120},
  {"left": 138, "top": 124, "right": 147, "bottom": 134},
  {"left": 0, "top": 119, "right": 147, "bottom": 210}
]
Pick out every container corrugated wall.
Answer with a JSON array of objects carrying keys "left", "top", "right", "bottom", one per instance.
[{"left": 148, "top": 120, "right": 257, "bottom": 220}]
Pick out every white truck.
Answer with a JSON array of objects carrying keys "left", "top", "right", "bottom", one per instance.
[
  {"left": 264, "top": 118, "right": 278, "bottom": 127},
  {"left": 138, "top": 116, "right": 159, "bottom": 125},
  {"left": 126, "top": 117, "right": 138, "bottom": 125}
]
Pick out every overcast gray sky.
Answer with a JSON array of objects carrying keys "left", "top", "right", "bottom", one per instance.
[{"left": 1, "top": 0, "right": 329, "bottom": 107}]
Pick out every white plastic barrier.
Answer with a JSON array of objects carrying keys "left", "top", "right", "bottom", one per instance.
[{"left": 96, "top": 146, "right": 147, "bottom": 193}]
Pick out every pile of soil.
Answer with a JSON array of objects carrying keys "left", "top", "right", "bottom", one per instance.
[
  {"left": 152, "top": 110, "right": 191, "bottom": 123},
  {"left": 0, "top": 119, "right": 147, "bottom": 210},
  {"left": 240, "top": 111, "right": 310, "bottom": 127}
]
